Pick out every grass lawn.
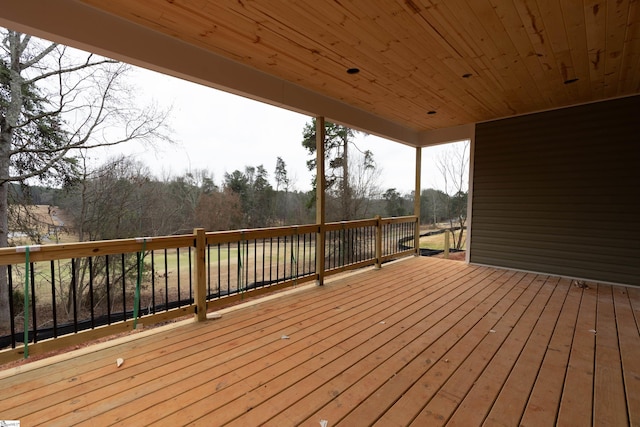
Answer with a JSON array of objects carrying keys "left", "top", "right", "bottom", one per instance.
[{"left": 419, "top": 230, "right": 466, "bottom": 250}]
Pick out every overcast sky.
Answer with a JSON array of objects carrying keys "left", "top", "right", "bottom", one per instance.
[{"left": 103, "top": 66, "right": 465, "bottom": 195}]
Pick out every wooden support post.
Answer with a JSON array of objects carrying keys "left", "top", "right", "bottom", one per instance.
[
  {"left": 194, "top": 227, "right": 207, "bottom": 321},
  {"left": 444, "top": 231, "right": 450, "bottom": 259},
  {"left": 414, "top": 147, "right": 422, "bottom": 256},
  {"left": 375, "top": 215, "right": 382, "bottom": 269},
  {"left": 315, "top": 117, "right": 326, "bottom": 285}
]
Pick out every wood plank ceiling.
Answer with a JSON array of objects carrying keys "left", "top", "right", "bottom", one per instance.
[{"left": 76, "top": 0, "right": 640, "bottom": 135}]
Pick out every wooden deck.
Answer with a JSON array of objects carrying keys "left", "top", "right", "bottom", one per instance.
[{"left": 1, "top": 257, "right": 639, "bottom": 426}]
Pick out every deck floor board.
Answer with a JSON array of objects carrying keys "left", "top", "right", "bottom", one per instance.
[
  {"left": 0, "top": 257, "right": 637, "bottom": 426},
  {"left": 520, "top": 278, "right": 582, "bottom": 426},
  {"left": 556, "top": 281, "right": 597, "bottom": 426},
  {"left": 613, "top": 287, "right": 640, "bottom": 425},
  {"left": 299, "top": 270, "right": 514, "bottom": 426},
  {"left": 594, "top": 285, "right": 629, "bottom": 426},
  {"left": 445, "top": 272, "right": 555, "bottom": 426}
]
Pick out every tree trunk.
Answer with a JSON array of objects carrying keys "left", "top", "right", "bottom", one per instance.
[
  {"left": 341, "top": 137, "right": 354, "bottom": 261},
  {"left": 0, "top": 128, "right": 13, "bottom": 329},
  {"left": 0, "top": 32, "right": 25, "bottom": 329},
  {"left": 456, "top": 214, "right": 466, "bottom": 250},
  {"left": 342, "top": 136, "right": 350, "bottom": 220},
  {"left": 0, "top": 181, "right": 9, "bottom": 329}
]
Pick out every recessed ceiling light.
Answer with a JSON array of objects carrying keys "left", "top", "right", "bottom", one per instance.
[
  {"left": 346, "top": 68, "right": 360, "bottom": 74},
  {"left": 462, "top": 73, "right": 472, "bottom": 78},
  {"left": 564, "top": 78, "right": 579, "bottom": 84},
  {"left": 427, "top": 110, "right": 437, "bottom": 115}
]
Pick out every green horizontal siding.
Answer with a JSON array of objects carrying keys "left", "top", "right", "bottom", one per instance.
[{"left": 470, "top": 96, "right": 640, "bottom": 286}]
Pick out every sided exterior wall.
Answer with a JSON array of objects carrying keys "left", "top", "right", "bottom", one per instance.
[{"left": 470, "top": 95, "right": 640, "bottom": 286}]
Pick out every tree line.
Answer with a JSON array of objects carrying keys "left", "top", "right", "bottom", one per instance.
[{"left": 9, "top": 156, "right": 467, "bottom": 244}]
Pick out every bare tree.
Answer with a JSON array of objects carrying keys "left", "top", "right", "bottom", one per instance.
[
  {"left": 196, "top": 189, "right": 244, "bottom": 231},
  {"left": 55, "top": 156, "right": 152, "bottom": 313},
  {"left": 437, "top": 140, "right": 470, "bottom": 250},
  {"left": 0, "top": 29, "right": 170, "bottom": 328},
  {"left": 166, "top": 168, "right": 218, "bottom": 233},
  {"left": 345, "top": 152, "right": 380, "bottom": 220}
]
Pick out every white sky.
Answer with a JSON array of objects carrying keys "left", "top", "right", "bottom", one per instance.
[{"left": 103, "top": 66, "right": 465, "bottom": 195}]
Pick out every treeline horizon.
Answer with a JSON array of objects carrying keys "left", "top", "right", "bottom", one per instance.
[{"left": 8, "top": 156, "right": 464, "bottom": 244}]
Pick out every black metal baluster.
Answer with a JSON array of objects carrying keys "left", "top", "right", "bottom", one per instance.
[
  {"left": 303, "top": 234, "right": 307, "bottom": 275},
  {"left": 244, "top": 240, "right": 249, "bottom": 290},
  {"left": 253, "top": 239, "right": 257, "bottom": 287},
  {"left": 327, "top": 231, "right": 331, "bottom": 270},
  {"left": 216, "top": 243, "right": 221, "bottom": 297},
  {"left": 237, "top": 240, "right": 241, "bottom": 293},
  {"left": 188, "top": 247, "right": 193, "bottom": 304},
  {"left": 89, "top": 257, "right": 94, "bottom": 328},
  {"left": 227, "top": 242, "right": 231, "bottom": 297},
  {"left": 71, "top": 259, "right": 78, "bottom": 332},
  {"left": 176, "top": 248, "right": 181, "bottom": 307},
  {"left": 8, "top": 266, "right": 15, "bottom": 348},
  {"left": 276, "top": 236, "right": 280, "bottom": 282},
  {"left": 283, "top": 235, "right": 287, "bottom": 282},
  {"left": 313, "top": 233, "right": 317, "bottom": 275},
  {"left": 207, "top": 243, "right": 211, "bottom": 298},
  {"left": 341, "top": 228, "right": 345, "bottom": 267},
  {"left": 105, "top": 255, "right": 111, "bottom": 324},
  {"left": 164, "top": 249, "right": 169, "bottom": 310},
  {"left": 50, "top": 261, "right": 57, "bottom": 338},
  {"left": 262, "top": 238, "right": 265, "bottom": 285},
  {"left": 269, "top": 237, "right": 273, "bottom": 283},
  {"left": 29, "top": 263, "right": 36, "bottom": 342},
  {"left": 296, "top": 233, "right": 300, "bottom": 279},
  {"left": 121, "top": 254, "right": 126, "bottom": 321},
  {"left": 151, "top": 251, "right": 156, "bottom": 313}
]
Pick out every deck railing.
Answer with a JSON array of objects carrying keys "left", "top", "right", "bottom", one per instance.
[{"left": 0, "top": 215, "right": 417, "bottom": 363}]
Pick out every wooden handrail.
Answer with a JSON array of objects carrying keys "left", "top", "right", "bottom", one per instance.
[
  {"left": 380, "top": 215, "right": 417, "bottom": 225},
  {"left": 0, "top": 217, "right": 417, "bottom": 265},
  {"left": 0, "top": 234, "right": 195, "bottom": 265},
  {"left": 205, "top": 224, "right": 317, "bottom": 244},
  {"left": 324, "top": 218, "right": 378, "bottom": 232}
]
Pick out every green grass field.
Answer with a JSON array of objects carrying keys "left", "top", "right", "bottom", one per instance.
[{"left": 419, "top": 230, "right": 466, "bottom": 250}]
